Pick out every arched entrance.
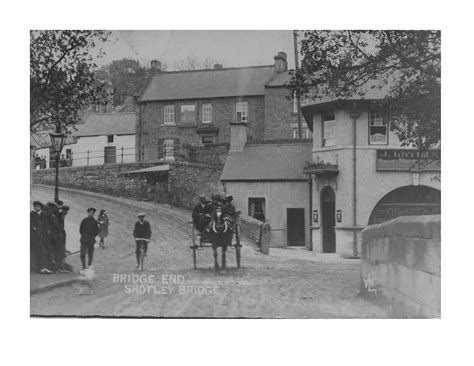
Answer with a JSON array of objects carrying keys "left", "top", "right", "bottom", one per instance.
[
  {"left": 368, "top": 185, "right": 441, "bottom": 225},
  {"left": 321, "top": 186, "right": 336, "bottom": 253}
]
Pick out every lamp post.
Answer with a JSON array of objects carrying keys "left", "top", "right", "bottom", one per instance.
[{"left": 50, "top": 132, "right": 66, "bottom": 203}]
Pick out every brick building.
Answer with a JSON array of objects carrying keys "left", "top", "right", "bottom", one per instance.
[{"left": 135, "top": 52, "right": 309, "bottom": 161}]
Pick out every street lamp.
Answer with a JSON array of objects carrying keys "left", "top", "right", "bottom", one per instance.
[{"left": 50, "top": 132, "right": 66, "bottom": 203}]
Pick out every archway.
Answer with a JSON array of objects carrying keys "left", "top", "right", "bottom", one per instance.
[
  {"left": 321, "top": 186, "right": 336, "bottom": 253},
  {"left": 368, "top": 185, "right": 441, "bottom": 225}
]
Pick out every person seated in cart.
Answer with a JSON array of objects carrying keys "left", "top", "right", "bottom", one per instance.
[
  {"left": 192, "top": 195, "right": 213, "bottom": 233},
  {"left": 209, "top": 193, "right": 223, "bottom": 214},
  {"left": 222, "top": 195, "right": 238, "bottom": 225}
]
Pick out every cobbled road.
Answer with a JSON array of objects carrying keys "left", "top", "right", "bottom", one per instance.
[{"left": 30, "top": 185, "right": 388, "bottom": 318}]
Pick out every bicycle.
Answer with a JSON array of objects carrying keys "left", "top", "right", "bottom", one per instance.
[{"left": 135, "top": 238, "right": 149, "bottom": 271}]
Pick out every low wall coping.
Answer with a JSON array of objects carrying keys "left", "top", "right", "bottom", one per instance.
[{"left": 363, "top": 215, "right": 441, "bottom": 241}]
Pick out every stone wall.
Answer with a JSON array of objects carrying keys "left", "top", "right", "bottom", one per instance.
[
  {"left": 264, "top": 86, "right": 300, "bottom": 140},
  {"left": 32, "top": 160, "right": 224, "bottom": 210},
  {"left": 360, "top": 215, "right": 441, "bottom": 318}
]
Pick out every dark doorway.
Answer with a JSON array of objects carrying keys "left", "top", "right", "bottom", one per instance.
[
  {"left": 321, "top": 186, "right": 336, "bottom": 253},
  {"left": 368, "top": 185, "right": 441, "bottom": 225},
  {"left": 104, "top": 146, "right": 116, "bottom": 164},
  {"left": 287, "top": 208, "right": 305, "bottom": 246}
]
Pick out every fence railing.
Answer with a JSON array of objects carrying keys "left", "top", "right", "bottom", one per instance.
[{"left": 33, "top": 145, "right": 186, "bottom": 170}]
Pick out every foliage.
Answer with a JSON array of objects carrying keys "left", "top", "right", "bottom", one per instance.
[
  {"left": 95, "top": 58, "right": 148, "bottom": 106},
  {"left": 289, "top": 30, "right": 441, "bottom": 149},
  {"left": 30, "top": 30, "right": 111, "bottom": 134}
]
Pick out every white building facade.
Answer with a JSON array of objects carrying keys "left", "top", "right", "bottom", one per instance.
[{"left": 301, "top": 99, "right": 441, "bottom": 257}]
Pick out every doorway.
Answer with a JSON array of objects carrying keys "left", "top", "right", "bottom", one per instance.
[
  {"left": 287, "top": 208, "right": 305, "bottom": 246},
  {"left": 321, "top": 186, "right": 336, "bottom": 253},
  {"left": 104, "top": 146, "right": 116, "bottom": 164}
]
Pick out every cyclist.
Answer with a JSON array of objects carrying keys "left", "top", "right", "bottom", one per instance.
[{"left": 133, "top": 213, "right": 152, "bottom": 270}]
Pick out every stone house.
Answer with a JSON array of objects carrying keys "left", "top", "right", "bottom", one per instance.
[
  {"left": 135, "top": 52, "right": 310, "bottom": 162},
  {"left": 220, "top": 91, "right": 440, "bottom": 256}
]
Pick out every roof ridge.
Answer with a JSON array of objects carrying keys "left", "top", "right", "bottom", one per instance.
[{"left": 156, "top": 64, "right": 274, "bottom": 75}]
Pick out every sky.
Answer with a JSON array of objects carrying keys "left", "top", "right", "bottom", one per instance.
[{"left": 95, "top": 30, "right": 297, "bottom": 70}]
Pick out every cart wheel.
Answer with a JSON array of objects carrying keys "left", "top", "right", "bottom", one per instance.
[
  {"left": 191, "top": 224, "right": 196, "bottom": 246},
  {"left": 192, "top": 247, "right": 197, "bottom": 269},
  {"left": 235, "top": 224, "right": 241, "bottom": 268},
  {"left": 236, "top": 245, "right": 241, "bottom": 268}
]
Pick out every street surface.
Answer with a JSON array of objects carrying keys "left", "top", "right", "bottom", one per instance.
[{"left": 30, "top": 185, "right": 388, "bottom": 318}]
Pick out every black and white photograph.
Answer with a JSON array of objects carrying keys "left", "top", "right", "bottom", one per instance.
[
  {"left": 6, "top": 0, "right": 474, "bottom": 364},
  {"left": 29, "top": 28, "right": 441, "bottom": 319}
]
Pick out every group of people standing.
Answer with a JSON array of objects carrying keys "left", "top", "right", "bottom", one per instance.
[
  {"left": 192, "top": 193, "right": 238, "bottom": 234},
  {"left": 30, "top": 200, "right": 70, "bottom": 274},
  {"left": 30, "top": 201, "right": 110, "bottom": 274}
]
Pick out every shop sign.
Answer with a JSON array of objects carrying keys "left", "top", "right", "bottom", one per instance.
[{"left": 376, "top": 149, "right": 441, "bottom": 171}]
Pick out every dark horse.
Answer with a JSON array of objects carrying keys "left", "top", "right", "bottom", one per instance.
[{"left": 206, "top": 208, "right": 233, "bottom": 270}]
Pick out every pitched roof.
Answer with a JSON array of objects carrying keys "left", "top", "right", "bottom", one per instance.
[
  {"left": 220, "top": 143, "right": 312, "bottom": 181},
  {"left": 140, "top": 66, "right": 277, "bottom": 101},
  {"left": 76, "top": 113, "right": 136, "bottom": 137}
]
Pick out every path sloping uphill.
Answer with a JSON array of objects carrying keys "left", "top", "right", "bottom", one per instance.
[{"left": 30, "top": 185, "right": 388, "bottom": 318}]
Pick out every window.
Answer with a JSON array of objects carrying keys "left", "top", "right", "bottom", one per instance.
[
  {"left": 107, "top": 135, "right": 114, "bottom": 143},
  {"left": 180, "top": 104, "right": 196, "bottom": 124},
  {"left": 293, "top": 127, "right": 311, "bottom": 139},
  {"left": 369, "top": 110, "right": 388, "bottom": 145},
  {"left": 249, "top": 198, "right": 266, "bottom": 222},
  {"left": 163, "top": 139, "right": 175, "bottom": 159},
  {"left": 322, "top": 111, "right": 336, "bottom": 147},
  {"left": 202, "top": 135, "right": 215, "bottom": 145},
  {"left": 202, "top": 103, "right": 212, "bottom": 124},
  {"left": 236, "top": 102, "right": 248, "bottom": 122},
  {"left": 293, "top": 93, "right": 309, "bottom": 114},
  {"left": 164, "top": 105, "right": 175, "bottom": 125}
]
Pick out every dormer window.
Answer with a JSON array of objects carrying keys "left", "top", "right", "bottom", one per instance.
[
  {"left": 322, "top": 111, "right": 336, "bottom": 147},
  {"left": 369, "top": 110, "right": 388, "bottom": 145}
]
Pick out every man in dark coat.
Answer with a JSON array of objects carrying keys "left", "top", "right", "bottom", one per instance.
[
  {"left": 31, "top": 201, "right": 52, "bottom": 274},
  {"left": 45, "top": 202, "right": 62, "bottom": 272},
  {"left": 192, "top": 195, "right": 212, "bottom": 232},
  {"left": 133, "top": 213, "right": 152, "bottom": 268},
  {"left": 222, "top": 195, "right": 238, "bottom": 223},
  {"left": 79, "top": 208, "right": 99, "bottom": 269}
]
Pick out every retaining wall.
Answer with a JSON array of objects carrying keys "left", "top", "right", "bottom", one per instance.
[
  {"left": 360, "top": 215, "right": 441, "bottom": 318},
  {"left": 32, "top": 160, "right": 224, "bottom": 210}
]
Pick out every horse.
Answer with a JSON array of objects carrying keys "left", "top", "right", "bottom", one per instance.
[{"left": 206, "top": 208, "right": 233, "bottom": 270}]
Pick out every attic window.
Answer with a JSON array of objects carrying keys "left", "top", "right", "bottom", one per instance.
[{"left": 107, "top": 135, "right": 114, "bottom": 143}]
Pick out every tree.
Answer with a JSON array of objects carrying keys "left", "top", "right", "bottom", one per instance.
[
  {"left": 95, "top": 58, "right": 148, "bottom": 106},
  {"left": 289, "top": 30, "right": 441, "bottom": 150},
  {"left": 30, "top": 30, "right": 111, "bottom": 134},
  {"left": 173, "top": 56, "right": 222, "bottom": 71}
]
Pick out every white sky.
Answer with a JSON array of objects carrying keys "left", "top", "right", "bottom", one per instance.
[{"left": 96, "top": 30, "right": 297, "bottom": 70}]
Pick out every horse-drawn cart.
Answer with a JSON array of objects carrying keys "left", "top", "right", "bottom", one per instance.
[{"left": 190, "top": 220, "right": 242, "bottom": 269}]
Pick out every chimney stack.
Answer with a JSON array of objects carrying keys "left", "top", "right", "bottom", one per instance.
[
  {"left": 229, "top": 123, "right": 247, "bottom": 152},
  {"left": 150, "top": 60, "right": 162, "bottom": 73},
  {"left": 214, "top": 63, "right": 223, "bottom": 69},
  {"left": 273, "top": 51, "right": 287, "bottom": 73}
]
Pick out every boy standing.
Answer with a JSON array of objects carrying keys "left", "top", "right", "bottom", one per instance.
[
  {"left": 133, "top": 213, "right": 152, "bottom": 268},
  {"left": 79, "top": 208, "right": 99, "bottom": 269}
]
